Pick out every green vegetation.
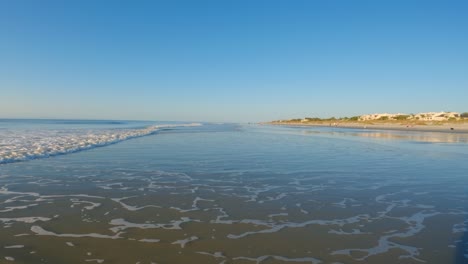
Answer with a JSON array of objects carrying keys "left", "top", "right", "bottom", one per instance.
[
  {"left": 271, "top": 112, "right": 467, "bottom": 125},
  {"left": 393, "top": 115, "right": 410, "bottom": 120},
  {"left": 304, "top": 117, "right": 322, "bottom": 121}
]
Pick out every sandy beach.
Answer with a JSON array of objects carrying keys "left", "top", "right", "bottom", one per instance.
[
  {"left": 265, "top": 121, "right": 468, "bottom": 133},
  {"left": 2, "top": 122, "right": 468, "bottom": 263}
]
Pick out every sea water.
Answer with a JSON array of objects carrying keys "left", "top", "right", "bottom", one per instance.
[
  {"left": 0, "top": 120, "right": 467, "bottom": 263},
  {"left": 0, "top": 119, "right": 200, "bottom": 164}
]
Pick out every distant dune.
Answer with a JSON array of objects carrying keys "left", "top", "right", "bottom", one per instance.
[{"left": 266, "top": 111, "right": 468, "bottom": 133}]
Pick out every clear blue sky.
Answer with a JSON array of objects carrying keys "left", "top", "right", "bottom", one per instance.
[{"left": 1, "top": 0, "right": 467, "bottom": 122}]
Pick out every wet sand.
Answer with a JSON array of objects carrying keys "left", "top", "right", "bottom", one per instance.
[
  {"left": 1, "top": 124, "right": 468, "bottom": 263},
  {"left": 266, "top": 121, "right": 468, "bottom": 133},
  {"left": 1, "top": 169, "right": 466, "bottom": 263}
]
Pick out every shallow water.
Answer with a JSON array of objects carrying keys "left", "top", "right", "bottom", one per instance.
[
  {"left": 0, "top": 119, "right": 199, "bottom": 164},
  {"left": 1, "top": 122, "right": 467, "bottom": 263}
]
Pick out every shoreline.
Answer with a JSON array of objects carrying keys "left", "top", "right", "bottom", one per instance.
[{"left": 263, "top": 122, "right": 468, "bottom": 134}]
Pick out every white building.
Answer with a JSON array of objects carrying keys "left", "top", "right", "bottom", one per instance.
[
  {"left": 359, "top": 112, "right": 460, "bottom": 121},
  {"left": 359, "top": 113, "right": 407, "bottom": 121},
  {"left": 413, "top": 112, "right": 460, "bottom": 121}
]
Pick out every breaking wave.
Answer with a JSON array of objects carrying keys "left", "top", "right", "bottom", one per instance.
[{"left": 0, "top": 123, "right": 201, "bottom": 164}]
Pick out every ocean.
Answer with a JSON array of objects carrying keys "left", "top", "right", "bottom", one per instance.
[{"left": 1, "top": 119, "right": 467, "bottom": 263}]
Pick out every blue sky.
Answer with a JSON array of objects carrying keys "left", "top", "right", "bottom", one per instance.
[{"left": 1, "top": 0, "right": 467, "bottom": 122}]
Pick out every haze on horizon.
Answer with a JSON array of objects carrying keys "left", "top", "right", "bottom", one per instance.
[{"left": 1, "top": 0, "right": 467, "bottom": 123}]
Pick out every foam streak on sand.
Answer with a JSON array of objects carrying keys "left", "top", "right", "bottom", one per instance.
[
  {"left": 233, "top": 255, "right": 322, "bottom": 264},
  {"left": 0, "top": 123, "right": 201, "bottom": 164},
  {"left": 226, "top": 214, "right": 369, "bottom": 239},
  {"left": 172, "top": 236, "right": 198, "bottom": 248},
  {"left": 0, "top": 217, "right": 51, "bottom": 223},
  {"left": 331, "top": 210, "right": 440, "bottom": 261},
  {"left": 4, "top": 245, "right": 24, "bottom": 249},
  {"left": 31, "top": 225, "right": 123, "bottom": 239},
  {"left": 109, "top": 217, "right": 194, "bottom": 233}
]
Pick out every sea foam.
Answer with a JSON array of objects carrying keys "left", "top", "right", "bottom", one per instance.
[{"left": 0, "top": 123, "right": 201, "bottom": 164}]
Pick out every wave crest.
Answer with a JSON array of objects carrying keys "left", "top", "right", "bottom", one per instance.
[{"left": 0, "top": 123, "right": 201, "bottom": 164}]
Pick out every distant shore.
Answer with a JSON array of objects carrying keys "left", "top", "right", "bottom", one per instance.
[{"left": 263, "top": 121, "right": 468, "bottom": 133}]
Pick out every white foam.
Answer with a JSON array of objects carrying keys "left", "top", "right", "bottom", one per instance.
[
  {"left": 227, "top": 214, "right": 369, "bottom": 239},
  {"left": 111, "top": 197, "right": 161, "bottom": 211},
  {"left": 260, "top": 193, "right": 288, "bottom": 203},
  {"left": 0, "top": 217, "right": 51, "bottom": 223},
  {"left": 331, "top": 211, "right": 439, "bottom": 261},
  {"left": 4, "top": 245, "right": 24, "bottom": 249},
  {"left": 0, "top": 123, "right": 201, "bottom": 164},
  {"left": 196, "top": 251, "right": 226, "bottom": 259},
  {"left": 70, "top": 199, "right": 101, "bottom": 210},
  {"left": 333, "top": 198, "right": 359, "bottom": 208},
  {"left": 109, "top": 217, "right": 194, "bottom": 233},
  {"left": 170, "top": 197, "right": 214, "bottom": 212},
  {"left": 0, "top": 204, "right": 39, "bottom": 213},
  {"left": 31, "top": 225, "right": 122, "bottom": 239},
  {"left": 328, "top": 228, "right": 369, "bottom": 235},
  {"left": 0, "top": 187, "right": 40, "bottom": 197},
  {"left": 85, "top": 259, "right": 104, "bottom": 263},
  {"left": 268, "top": 213, "right": 288, "bottom": 218},
  {"left": 452, "top": 219, "right": 468, "bottom": 233},
  {"left": 138, "top": 238, "right": 160, "bottom": 243},
  {"left": 14, "top": 234, "right": 30, "bottom": 237},
  {"left": 233, "top": 255, "right": 322, "bottom": 264},
  {"left": 171, "top": 236, "right": 198, "bottom": 248}
]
